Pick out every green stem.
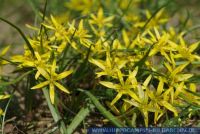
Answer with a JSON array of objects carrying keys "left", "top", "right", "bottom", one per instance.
[
  {"left": 1, "top": 91, "right": 14, "bottom": 134},
  {"left": 0, "top": 18, "right": 35, "bottom": 57},
  {"left": 77, "top": 88, "right": 124, "bottom": 127},
  {"left": 0, "top": 70, "right": 33, "bottom": 86},
  {"left": 66, "top": 105, "right": 93, "bottom": 134},
  {"left": 42, "top": 88, "right": 67, "bottom": 134}
]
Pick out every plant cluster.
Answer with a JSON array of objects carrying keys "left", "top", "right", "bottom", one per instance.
[{"left": 0, "top": 0, "right": 200, "bottom": 132}]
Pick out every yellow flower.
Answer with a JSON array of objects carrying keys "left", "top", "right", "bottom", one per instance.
[
  {"left": 0, "top": 46, "right": 10, "bottom": 75},
  {"left": 134, "top": 9, "right": 168, "bottom": 28},
  {"left": 99, "top": 67, "right": 139, "bottom": 105},
  {"left": 89, "top": 8, "right": 114, "bottom": 29},
  {"left": 147, "top": 78, "right": 178, "bottom": 124},
  {"left": 169, "top": 35, "right": 200, "bottom": 62},
  {"left": 142, "top": 27, "right": 175, "bottom": 63},
  {"left": 43, "top": 15, "right": 70, "bottom": 44},
  {"left": 0, "top": 46, "right": 10, "bottom": 65},
  {"left": 0, "top": 94, "right": 10, "bottom": 116},
  {"left": 164, "top": 62, "right": 192, "bottom": 84},
  {"left": 124, "top": 83, "right": 162, "bottom": 127},
  {"left": 89, "top": 50, "right": 126, "bottom": 78},
  {"left": 31, "top": 59, "right": 73, "bottom": 104},
  {"left": 68, "top": 20, "right": 92, "bottom": 48}
]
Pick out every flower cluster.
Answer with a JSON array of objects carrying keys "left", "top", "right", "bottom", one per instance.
[{"left": 1, "top": 0, "right": 199, "bottom": 127}]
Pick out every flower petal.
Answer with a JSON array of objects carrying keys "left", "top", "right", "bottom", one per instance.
[
  {"left": 37, "top": 67, "right": 50, "bottom": 80},
  {"left": 31, "top": 81, "right": 49, "bottom": 89},
  {"left": 56, "top": 70, "right": 73, "bottom": 80},
  {"left": 110, "top": 92, "right": 122, "bottom": 105},
  {"left": 49, "top": 83, "right": 55, "bottom": 104},
  {"left": 99, "top": 81, "right": 119, "bottom": 90},
  {"left": 0, "top": 95, "right": 10, "bottom": 100},
  {"left": 160, "top": 101, "right": 178, "bottom": 116},
  {"left": 54, "top": 82, "right": 70, "bottom": 94}
]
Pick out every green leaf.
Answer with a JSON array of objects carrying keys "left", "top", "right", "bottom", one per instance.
[
  {"left": 66, "top": 105, "right": 94, "bottom": 134},
  {"left": 42, "top": 88, "right": 67, "bottom": 134},
  {"left": 77, "top": 88, "right": 124, "bottom": 127},
  {"left": 188, "top": 75, "right": 200, "bottom": 83},
  {"left": 0, "top": 17, "right": 35, "bottom": 57},
  {"left": 160, "top": 101, "right": 178, "bottom": 117},
  {"left": 0, "top": 70, "right": 33, "bottom": 86}
]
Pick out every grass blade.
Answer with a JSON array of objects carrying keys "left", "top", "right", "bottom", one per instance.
[
  {"left": 0, "top": 70, "right": 33, "bottom": 86},
  {"left": 77, "top": 88, "right": 124, "bottom": 127},
  {"left": 66, "top": 105, "right": 94, "bottom": 134},
  {"left": 0, "top": 17, "right": 35, "bottom": 57},
  {"left": 42, "top": 88, "right": 67, "bottom": 134}
]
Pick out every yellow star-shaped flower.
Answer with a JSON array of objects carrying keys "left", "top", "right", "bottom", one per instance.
[{"left": 31, "top": 59, "right": 73, "bottom": 104}]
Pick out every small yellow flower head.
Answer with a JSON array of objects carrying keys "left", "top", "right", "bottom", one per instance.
[
  {"left": 89, "top": 8, "right": 114, "bottom": 29},
  {"left": 0, "top": 94, "right": 10, "bottom": 116},
  {"left": 31, "top": 59, "right": 73, "bottom": 104}
]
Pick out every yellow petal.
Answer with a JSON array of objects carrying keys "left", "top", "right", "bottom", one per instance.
[
  {"left": 117, "top": 69, "right": 124, "bottom": 86},
  {"left": 37, "top": 67, "right": 50, "bottom": 80},
  {"left": 35, "top": 52, "right": 41, "bottom": 61},
  {"left": 51, "top": 59, "right": 57, "bottom": 74},
  {"left": 97, "top": 8, "right": 103, "bottom": 19},
  {"left": 164, "top": 62, "right": 172, "bottom": 72},
  {"left": 0, "top": 109, "right": 4, "bottom": 116},
  {"left": 123, "top": 99, "right": 139, "bottom": 107},
  {"left": 160, "top": 101, "right": 178, "bottom": 116},
  {"left": 171, "top": 62, "right": 189, "bottom": 77},
  {"left": 122, "top": 30, "right": 130, "bottom": 47},
  {"left": 42, "top": 23, "right": 55, "bottom": 30},
  {"left": 179, "top": 36, "right": 186, "bottom": 47},
  {"left": 176, "top": 74, "right": 193, "bottom": 81},
  {"left": 104, "top": 16, "right": 114, "bottom": 23},
  {"left": 35, "top": 71, "right": 40, "bottom": 80},
  {"left": 106, "top": 51, "right": 112, "bottom": 68},
  {"left": 49, "top": 83, "right": 55, "bottom": 104},
  {"left": 25, "top": 24, "right": 39, "bottom": 31},
  {"left": 54, "top": 82, "right": 70, "bottom": 94},
  {"left": 99, "top": 81, "right": 120, "bottom": 90},
  {"left": 154, "top": 27, "right": 161, "bottom": 39},
  {"left": 89, "top": 59, "right": 105, "bottom": 70},
  {"left": 0, "top": 95, "right": 10, "bottom": 100},
  {"left": 51, "top": 15, "right": 59, "bottom": 28},
  {"left": 127, "top": 67, "right": 138, "bottom": 85},
  {"left": 56, "top": 70, "right": 73, "bottom": 80},
  {"left": 190, "top": 83, "right": 196, "bottom": 92},
  {"left": 157, "top": 78, "right": 164, "bottom": 95},
  {"left": 111, "top": 92, "right": 122, "bottom": 105},
  {"left": 96, "top": 72, "right": 108, "bottom": 78},
  {"left": 143, "top": 75, "right": 152, "bottom": 87},
  {"left": 149, "top": 48, "right": 158, "bottom": 56},
  {"left": 127, "top": 90, "right": 141, "bottom": 103},
  {"left": 31, "top": 81, "right": 49, "bottom": 89},
  {"left": 78, "top": 20, "right": 84, "bottom": 30},
  {"left": 174, "top": 82, "right": 184, "bottom": 98},
  {"left": 189, "top": 41, "right": 199, "bottom": 52},
  {"left": 0, "top": 46, "right": 10, "bottom": 56}
]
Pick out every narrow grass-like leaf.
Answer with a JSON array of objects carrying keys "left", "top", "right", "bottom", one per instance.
[
  {"left": 26, "top": 0, "right": 40, "bottom": 18},
  {"left": 141, "top": 1, "right": 171, "bottom": 30},
  {"left": 42, "top": 88, "right": 67, "bottom": 134},
  {"left": 0, "top": 17, "right": 35, "bottom": 57},
  {"left": 77, "top": 88, "right": 124, "bottom": 127},
  {"left": 0, "top": 70, "right": 33, "bottom": 86},
  {"left": 1, "top": 90, "right": 14, "bottom": 133},
  {"left": 188, "top": 75, "right": 200, "bottom": 84},
  {"left": 66, "top": 105, "right": 94, "bottom": 134}
]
